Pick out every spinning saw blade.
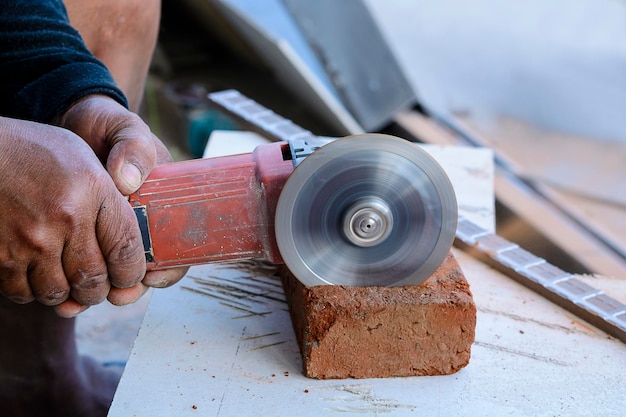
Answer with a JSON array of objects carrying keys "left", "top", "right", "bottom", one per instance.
[{"left": 276, "top": 134, "right": 457, "bottom": 287}]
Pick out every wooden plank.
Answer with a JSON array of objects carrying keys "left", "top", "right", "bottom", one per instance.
[
  {"left": 456, "top": 116, "right": 626, "bottom": 206},
  {"left": 394, "top": 110, "right": 626, "bottom": 279},
  {"left": 454, "top": 116, "right": 626, "bottom": 261}
]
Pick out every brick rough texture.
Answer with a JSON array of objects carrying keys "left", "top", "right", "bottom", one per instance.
[{"left": 280, "top": 253, "right": 476, "bottom": 379}]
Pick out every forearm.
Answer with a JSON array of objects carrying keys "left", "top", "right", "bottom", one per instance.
[{"left": 0, "top": 0, "right": 127, "bottom": 123}]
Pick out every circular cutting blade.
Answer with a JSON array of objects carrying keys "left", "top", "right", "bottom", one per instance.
[{"left": 275, "top": 134, "right": 457, "bottom": 287}]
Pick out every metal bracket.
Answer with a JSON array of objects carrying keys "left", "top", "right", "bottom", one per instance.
[{"left": 288, "top": 137, "right": 334, "bottom": 167}]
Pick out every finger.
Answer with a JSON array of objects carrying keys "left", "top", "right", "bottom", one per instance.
[
  {"left": 28, "top": 256, "right": 70, "bottom": 306},
  {"left": 54, "top": 298, "right": 90, "bottom": 318},
  {"left": 107, "top": 282, "right": 148, "bottom": 306},
  {"left": 95, "top": 192, "right": 146, "bottom": 289},
  {"left": 55, "top": 95, "right": 157, "bottom": 195},
  {"left": 152, "top": 133, "right": 173, "bottom": 165},
  {"left": 105, "top": 122, "right": 157, "bottom": 195},
  {"left": 0, "top": 263, "right": 34, "bottom": 304},
  {"left": 62, "top": 234, "right": 110, "bottom": 306},
  {"left": 142, "top": 267, "right": 189, "bottom": 288}
]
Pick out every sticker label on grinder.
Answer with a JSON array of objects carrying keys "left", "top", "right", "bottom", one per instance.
[{"left": 133, "top": 206, "right": 154, "bottom": 263}]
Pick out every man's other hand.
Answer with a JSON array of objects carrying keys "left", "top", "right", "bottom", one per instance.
[{"left": 0, "top": 117, "right": 146, "bottom": 317}]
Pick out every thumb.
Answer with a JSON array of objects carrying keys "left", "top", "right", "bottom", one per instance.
[
  {"left": 120, "top": 162, "right": 144, "bottom": 192},
  {"left": 106, "top": 124, "right": 157, "bottom": 195},
  {"left": 57, "top": 94, "right": 159, "bottom": 195}
]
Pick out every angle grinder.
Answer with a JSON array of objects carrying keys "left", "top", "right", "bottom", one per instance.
[{"left": 129, "top": 95, "right": 457, "bottom": 287}]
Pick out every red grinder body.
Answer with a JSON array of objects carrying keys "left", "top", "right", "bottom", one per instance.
[{"left": 128, "top": 141, "right": 295, "bottom": 270}]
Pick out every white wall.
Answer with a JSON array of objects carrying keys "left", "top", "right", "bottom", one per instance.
[{"left": 367, "top": 0, "right": 626, "bottom": 142}]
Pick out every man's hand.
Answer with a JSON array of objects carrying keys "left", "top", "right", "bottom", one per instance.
[
  {"left": 0, "top": 96, "right": 187, "bottom": 318},
  {"left": 56, "top": 95, "right": 163, "bottom": 195},
  {"left": 0, "top": 117, "right": 147, "bottom": 316},
  {"left": 56, "top": 95, "right": 188, "bottom": 315}
]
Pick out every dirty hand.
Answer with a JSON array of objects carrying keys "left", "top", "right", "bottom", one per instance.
[
  {"left": 57, "top": 95, "right": 188, "bottom": 313},
  {"left": 0, "top": 116, "right": 148, "bottom": 317}
]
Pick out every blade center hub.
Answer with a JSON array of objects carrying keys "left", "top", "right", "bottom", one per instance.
[{"left": 343, "top": 197, "right": 393, "bottom": 247}]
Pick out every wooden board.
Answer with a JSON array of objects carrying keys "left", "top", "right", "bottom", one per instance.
[
  {"left": 394, "top": 110, "right": 626, "bottom": 279},
  {"left": 108, "top": 131, "right": 626, "bottom": 416}
]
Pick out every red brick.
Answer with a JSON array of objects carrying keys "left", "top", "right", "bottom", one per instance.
[{"left": 280, "top": 253, "right": 476, "bottom": 379}]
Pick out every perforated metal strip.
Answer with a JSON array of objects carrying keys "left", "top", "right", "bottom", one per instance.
[
  {"left": 456, "top": 217, "right": 626, "bottom": 343},
  {"left": 208, "top": 89, "right": 626, "bottom": 343},
  {"left": 208, "top": 89, "right": 317, "bottom": 144},
  {"left": 208, "top": 90, "right": 333, "bottom": 166}
]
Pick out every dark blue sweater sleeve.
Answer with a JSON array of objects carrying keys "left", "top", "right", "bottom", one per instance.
[{"left": 0, "top": 0, "right": 128, "bottom": 123}]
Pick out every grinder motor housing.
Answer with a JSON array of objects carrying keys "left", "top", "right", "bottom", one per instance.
[{"left": 129, "top": 141, "right": 294, "bottom": 270}]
